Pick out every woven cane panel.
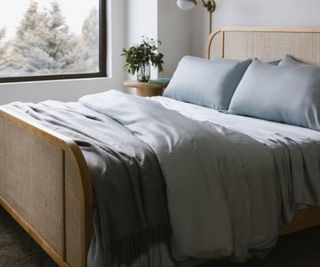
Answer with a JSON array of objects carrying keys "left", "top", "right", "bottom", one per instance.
[
  {"left": 209, "top": 30, "right": 320, "bottom": 64},
  {"left": 0, "top": 119, "right": 64, "bottom": 256}
]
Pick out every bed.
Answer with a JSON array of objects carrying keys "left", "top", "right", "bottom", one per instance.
[{"left": 1, "top": 27, "right": 320, "bottom": 267}]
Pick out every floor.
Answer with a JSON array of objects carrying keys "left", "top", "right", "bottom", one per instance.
[
  {"left": 1, "top": 206, "right": 320, "bottom": 267},
  {"left": 0, "top": 207, "right": 56, "bottom": 267}
]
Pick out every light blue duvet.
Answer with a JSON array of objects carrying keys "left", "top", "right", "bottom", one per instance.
[{"left": 80, "top": 90, "right": 320, "bottom": 266}]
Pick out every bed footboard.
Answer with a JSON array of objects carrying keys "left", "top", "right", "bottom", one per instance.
[{"left": 0, "top": 107, "right": 92, "bottom": 267}]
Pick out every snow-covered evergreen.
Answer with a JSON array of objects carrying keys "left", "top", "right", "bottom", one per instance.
[
  {"left": 0, "top": 1, "right": 100, "bottom": 77},
  {"left": 0, "top": 29, "right": 8, "bottom": 70},
  {"left": 81, "top": 7, "right": 99, "bottom": 72}
]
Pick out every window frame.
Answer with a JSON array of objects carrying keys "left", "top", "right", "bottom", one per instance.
[{"left": 0, "top": 0, "right": 107, "bottom": 83}]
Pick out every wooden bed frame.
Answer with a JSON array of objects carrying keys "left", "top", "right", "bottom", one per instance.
[{"left": 2, "top": 27, "right": 320, "bottom": 267}]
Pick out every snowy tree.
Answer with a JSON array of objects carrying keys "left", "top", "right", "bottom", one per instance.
[
  {"left": 45, "top": 1, "right": 79, "bottom": 72},
  {"left": 9, "top": 1, "right": 48, "bottom": 73},
  {"left": 0, "top": 28, "right": 16, "bottom": 76},
  {"left": 0, "top": 28, "right": 8, "bottom": 70},
  {"left": 0, "top": 1, "right": 101, "bottom": 77},
  {"left": 0, "top": 29, "right": 7, "bottom": 59},
  {"left": 79, "top": 7, "right": 99, "bottom": 72},
  {"left": 10, "top": 1, "right": 78, "bottom": 74}
]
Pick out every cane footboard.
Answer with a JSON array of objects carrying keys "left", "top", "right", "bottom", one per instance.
[{"left": 0, "top": 107, "right": 92, "bottom": 267}]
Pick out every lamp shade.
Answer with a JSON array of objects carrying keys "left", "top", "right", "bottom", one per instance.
[{"left": 176, "top": 0, "right": 196, "bottom": 11}]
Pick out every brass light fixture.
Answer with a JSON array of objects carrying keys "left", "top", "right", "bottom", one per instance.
[{"left": 176, "top": 0, "right": 216, "bottom": 34}]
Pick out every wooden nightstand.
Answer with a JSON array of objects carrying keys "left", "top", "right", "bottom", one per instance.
[{"left": 123, "top": 80, "right": 166, "bottom": 97}]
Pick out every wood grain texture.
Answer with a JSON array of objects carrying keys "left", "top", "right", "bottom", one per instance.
[
  {"left": 280, "top": 208, "right": 320, "bottom": 236},
  {"left": 65, "top": 155, "right": 88, "bottom": 267}
]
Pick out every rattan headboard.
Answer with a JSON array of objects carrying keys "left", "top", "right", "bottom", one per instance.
[{"left": 207, "top": 27, "right": 320, "bottom": 64}]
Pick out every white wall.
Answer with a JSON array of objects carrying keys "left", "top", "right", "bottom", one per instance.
[
  {"left": 0, "top": 0, "right": 126, "bottom": 104},
  {"left": 126, "top": 0, "right": 158, "bottom": 46},
  {"left": 192, "top": 0, "right": 320, "bottom": 57},
  {"left": 126, "top": 0, "right": 192, "bottom": 78},
  {"left": 125, "top": 0, "right": 158, "bottom": 92},
  {"left": 158, "top": 0, "right": 192, "bottom": 77}
]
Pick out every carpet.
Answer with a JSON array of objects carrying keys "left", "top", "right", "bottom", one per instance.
[
  {"left": 1, "top": 206, "right": 320, "bottom": 267},
  {"left": 0, "top": 207, "right": 56, "bottom": 267}
]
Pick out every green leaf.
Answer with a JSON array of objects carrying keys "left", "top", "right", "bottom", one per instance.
[{"left": 121, "top": 36, "right": 164, "bottom": 75}]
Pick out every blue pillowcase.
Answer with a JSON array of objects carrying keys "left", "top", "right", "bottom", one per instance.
[
  {"left": 279, "top": 55, "right": 311, "bottom": 66},
  {"left": 163, "top": 56, "right": 252, "bottom": 110},
  {"left": 229, "top": 59, "right": 320, "bottom": 131},
  {"left": 279, "top": 55, "right": 301, "bottom": 66}
]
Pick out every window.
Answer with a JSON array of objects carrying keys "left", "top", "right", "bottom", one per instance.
[{"left": 0, "top": 0, "right": 106, "bottom": 82}]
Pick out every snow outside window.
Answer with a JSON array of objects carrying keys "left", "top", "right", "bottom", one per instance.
[{"left": 0, "top": 0, "right": 106, "bottom": 82}]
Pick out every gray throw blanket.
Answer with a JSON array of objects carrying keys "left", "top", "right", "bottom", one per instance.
[{"left": 5, "top": 97, "right": 170, "bottom": 266}]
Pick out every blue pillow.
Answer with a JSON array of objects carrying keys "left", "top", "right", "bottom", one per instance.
[
  {"left": 279, "top": 55, "right": 311, "bottom": 66},
  {"left": 229, "top": 59, "right": 320, "bottom": 131},
  {"left": 163, "top": 56, "right": 252, "bottom": 110}
]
